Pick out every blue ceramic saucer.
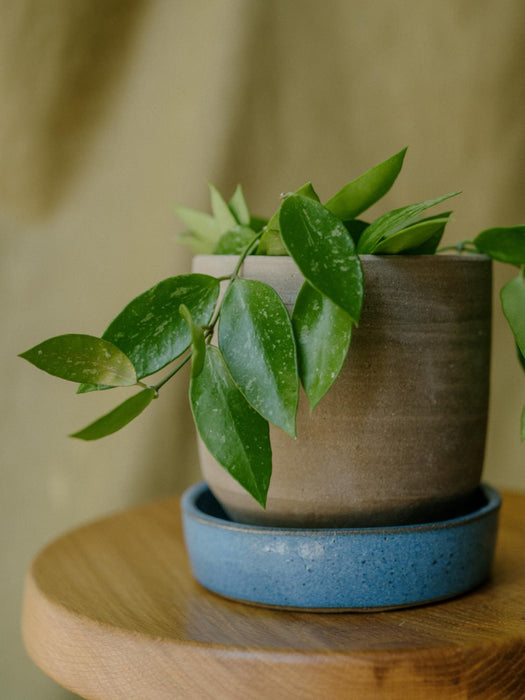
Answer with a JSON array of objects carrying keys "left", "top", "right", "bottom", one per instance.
[{"left": 181, "top": 482, "right": 500, "bottom": 611}]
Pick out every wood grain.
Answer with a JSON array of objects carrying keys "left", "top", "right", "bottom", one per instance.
[{"left": 23, "top": 490, "right": 525, "bottom": 699}]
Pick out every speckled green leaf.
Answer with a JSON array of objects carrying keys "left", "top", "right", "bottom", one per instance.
[
  {"left": 190, "top": 346, "right": 271, "bottom": 507},
  {"left": 219, "top": 278, "right": 298, "bottom": 436},
  {"left": 357, "top": 192, "right": 460, "bottom": 254},
  {"left": 229, "top": 185, "right": 250, "bottom": 226},
  {"left": 292, "top": 282, "right": 352, "bottom": 410},
  {"left": 256, "top": 183, "right": 319, "bottom": 256},
  {"left": 325, "top": 148, "right": 407, "bottom": 220},
  {"left": 71, "top": 388, "right": 156, "bottom": 440},
  {"left": 279, "top": 195, "right": 364, "bottom": 324},
  {"left": 474, "top": 226, "right": 525, "bottom": 266},
  {"left": 20, "top": 334, "right": 137, "bottom": 386},
  {"left": 179, "top": 304, "right": 206, "bottom": 378},
  {"left": 93, "top": 274, "right": 219, "bottom": 382},
  {"left": 372, "top": 217, "right": 450, "bottom": 255},
  {"left": 500, "top": 271, "right": 525, "bottom": 356}
]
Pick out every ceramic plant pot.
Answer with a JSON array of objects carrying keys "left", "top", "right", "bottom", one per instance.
[{"left": 192, "top": 254, "right": 492, "bottom": 528}]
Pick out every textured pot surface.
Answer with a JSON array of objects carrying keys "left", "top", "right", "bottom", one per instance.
[{"left": 192, "top": 254, "right": 492, "bottom": 527}]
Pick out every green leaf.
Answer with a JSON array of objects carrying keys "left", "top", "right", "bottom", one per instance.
[
  {"left": 518, "top": 344, "right": 525, "bottom": 372},
  {"left": 179, "top": 304, "right": 206, "bottom": 378},
  {"left": 190, "top": 346, "right": 272, "bottom": 507},
  {"left": 372, "top": 217, "right": 451, "bottom": 255},
  {"left": 357, "top": 192, "right": 461, "bottom": 254},
  {"left": 256, "top": 210, "right": 288, "bottom": 256},
  {"left": 71, "top": 388, "right": 156, "bottom": 440},
  {"left": 19, "top": 334, "right": 137, "bottom": 386},
  {"left": 209, "top": 184, "right": 238, "bottom": 234},
  {"left": 229, "top": 185, "right": 250, "bottom": 226},
  {"left": 249, "top": 215, "right": 268, "bottom": 232},
  {"left": 214, "top": 226, "right": 256, "bottom": 254},
  {"left": 292, "top": 282, "right": 352, "bottom": 410},
  {"left": 295, "top": 182, "right": 320, "bottom": 201},
  {"left": 173, "top": 204, "right": 220, "bottom": 244},
  {"left": 256, "top": 183, "right": 319, "bottom": 256},
  {"left": 500, "top": 271, "right": 525, "bottom": 356},
  {"left": 96, "top": 274, "right": 219, "bottom": 381},
  {"left": 343, "top": 219, "right": 369, "bottom": 247},
  {"left": 279, "top": 195, "right": 364, "bottom": 324},
  {"left": 325, "top": 147, "right": 407, "bottom": 220},
  {"left": 473, "top": 226, "right": 525, "bottom": 266},
  {"left": 401, "top": 211, "right": 452, "bottom": 254},
  {"left": 219, "top": 278, "right": 299, "bottom": 436},
  {"left": 176, "top": 231, "right": 215, "bottom": 254}
]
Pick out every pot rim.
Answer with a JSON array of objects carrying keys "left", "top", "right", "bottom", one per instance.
[
  {"left": 194, "top": 253, "right": 490, "bottom": 263},
  {"left": 182, "top": 482, "right": 500, "bottom": 536}
]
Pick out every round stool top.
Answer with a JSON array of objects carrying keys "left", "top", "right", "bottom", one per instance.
[{"left": 23, "top": 490, "right": 525, "bottom": 699}]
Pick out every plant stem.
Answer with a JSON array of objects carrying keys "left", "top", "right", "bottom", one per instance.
[
  {"left": 153, "top": 231, "right": 264, "bottom": 390},
  {"left": 205, "top": 230, "right": 264, "bottom": 339},
  {"left": 154, "top": 352, "right": 192, "bottom": 391}
]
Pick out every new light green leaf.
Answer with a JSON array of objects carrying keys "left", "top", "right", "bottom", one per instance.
[
  {"left": 473, "top": 226, "right": 525, "bottom": 266},
  {"left": 357, "top": 192, "right": 460, "bottom": 254},
  {"left": 500, "top": 271, "right": 525, "bottom": 356},
  {"left": 179, "top": 304, "right": 206, "bottom": 378},
  {"left": 71, "top": 388, "right": 156, "bottom": 440},
  {"left": 173, "top": 204, "right": 220, "bottom": 247},
  {"left": 372, "top": 217, "right": 450, "bottom": 255},
  {"left": 214, "top": 226, "right": 256, "bottom": 254},
  {"left": 325, "top": 147, "right": 407, "bottom": 220},
  {"left": 279, "top": 195, "right": 364, "bottom": 324},
  {"left": 209, "top": 183, "right": 238, "bottom": 233},
  {"left": 190, "top": 346, "right": 272, "bottom": 507},
  {"left": 94, "top": 274, "right": 219, "bottom": 382},
  {"left": 229, "top": 185, "right": 250, "bottom": 226},
  {"left": 219, "top": 278, "right": 299, "bottom": 436},
  {"left": 292, "top": 282, "right": 352, "bottom": 410},
  {"left": 20, "top": 334, "right": 137, "bottom": 386},
  {"left": 176, "top": 231, "right": 215, "bottom": 254}
]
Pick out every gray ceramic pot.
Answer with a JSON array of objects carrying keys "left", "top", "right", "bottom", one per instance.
[{"left": 192, "top": 254, "right": 492, "bottom": 527}]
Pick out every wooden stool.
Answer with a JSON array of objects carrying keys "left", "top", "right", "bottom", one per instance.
[{"left": 23, "top": 490, "right": 525, "bottom": 699}]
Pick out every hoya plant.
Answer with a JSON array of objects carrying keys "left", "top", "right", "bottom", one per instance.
[{"left": 20, "top": 149, "right": 525, "bottom": 507}]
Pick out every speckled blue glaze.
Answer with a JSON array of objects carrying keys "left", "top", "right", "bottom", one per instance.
[{"left": 181, "top": 482, "right": 500, "bottom": 611}]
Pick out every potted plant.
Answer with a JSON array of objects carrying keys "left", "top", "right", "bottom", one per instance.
[{"left": 20, "top": 149, "right": 524, "bottom": 609}]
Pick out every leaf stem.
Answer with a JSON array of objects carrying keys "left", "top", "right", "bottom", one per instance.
[
  {"left": 153, "top": 231, "right": 264, "bottom": 389},
  {"left": 205, "top": 230, "right": 264, "bottom": 338},
  {"left": 154, "top": 352, "right": 192, "bottom": 391}
]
